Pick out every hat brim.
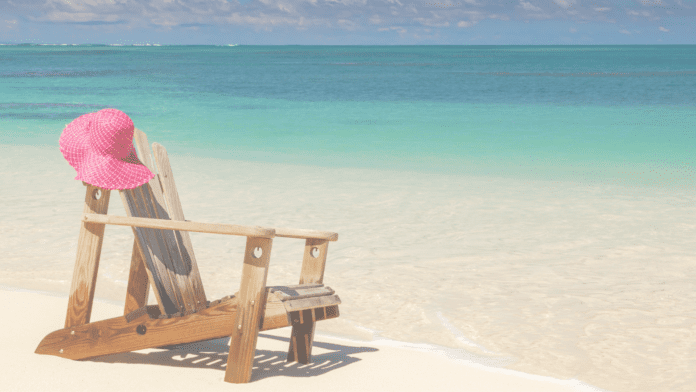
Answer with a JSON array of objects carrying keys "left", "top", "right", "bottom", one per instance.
[{"left": 77, "top": 148, "right": 155, "bottom": 190}]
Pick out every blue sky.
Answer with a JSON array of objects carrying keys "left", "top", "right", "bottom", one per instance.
[{"left": 1, "top": 0, "right": 695, "bottom": 45}]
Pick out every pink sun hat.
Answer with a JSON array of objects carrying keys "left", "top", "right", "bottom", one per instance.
[{"left": 59, "top": 108, "right": 155, "bottom": 190}]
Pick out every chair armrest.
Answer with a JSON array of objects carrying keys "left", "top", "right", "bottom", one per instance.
[
  {"left": 82, "top": 213, "right": 275, "bottom": 238},
  {"left": 274, "top": 227, "right": 339, "bottom": 242}
]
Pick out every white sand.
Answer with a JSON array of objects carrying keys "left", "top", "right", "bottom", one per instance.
[{"left": 2, "top": 288, "right": 599, "bottom": 392}]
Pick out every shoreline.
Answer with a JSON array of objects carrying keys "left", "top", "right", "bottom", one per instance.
[
  {"left": 2, "top": 287, "right": 606, "bottom": 392},
  {"left": 1, "top": 140, "right": 694, "bottom": 198}
]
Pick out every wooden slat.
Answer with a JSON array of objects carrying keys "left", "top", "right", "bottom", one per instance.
[
  {"left": 36, "top": 294, "right": 290, "bottom": 360},
  {"left": 124, "top": 239, "right": 150, "bottom": 315},
  {"left": 140, "top": 143, "right": 199, "bottom": 313},
  {"left": 120, "top": 186, "right": 183, "bottom": 315},
  {"left": 269, "top": 283, "right": 323, "bottom": 291},
  {"left": 132, "top": 128, "right": 156, "bottom": 174},
  {"left": 270, "top": 285, "right": 335, "bottom": 301},
  {"left": 283, "top": 295, "right": 341, "bottom": 313},
  {"left": 129, "top": 130, "right": 199, "bottom": 314},
  {"left": 83, "top": 213, "right": 275, "bottom": 238},
  {"left": 129, "top": 129, "right": 172, "bottom": 313},
  {"left": 138, "top": 181, "right": 198, "bottom": 314},
  {"left": 64, "top": 184, "right": 111, "bottom": 328},
  {"left": 152, "top": 142, "right": 207, "bottom": 309},
  {"left": 225, "top": 237, "right": 273, "bottom": 384},
  {"left": 274, "top": 227, "right": 338, "bottom": 241}
]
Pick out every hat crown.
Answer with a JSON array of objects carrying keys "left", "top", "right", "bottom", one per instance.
[
  {"left": 88, "top": 108, "right": 135, "bottom": 159},
  {"left": 59, "top": 108, "right": 154, "bottom": 190}
]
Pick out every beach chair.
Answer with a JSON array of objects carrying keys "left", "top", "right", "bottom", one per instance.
[{"left": 36, "top": 129, "right": 341, "bottom": 383}]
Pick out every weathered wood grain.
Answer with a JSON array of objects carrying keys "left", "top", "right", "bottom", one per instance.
[
  {"left": 124, "top": 239, "right": 149, "bottom": 315},
  {"left": 152, "top": 142, "right": 208, "bottom": 310},
  {"left": 274, "top": 227, "right": 338, "bottom": 241},
  {"left": 36, "top": 294, "right": 293, "bottom": 360},
  {"left": 132, "top": 128, "right": 156, "bottom": 173},
  {"left": 270, "top": 285, "right": 335, "bottom": 301},
  {"left": 283, "top": 294, "right": 341, "bottom": 313},
  {"left": 120, "top": 186, "right": 183, "bottom": 315},
  {"left": 128, "top": 129, "right": 197, "bottom": 314},
  {"left": 287, "top": 238, "right": 331, "bottom": 362},
  {"left": 83, "top": 213, "right": 275, "bottom": 238},
  {"left": 299, "top": 239, "right": 330, "bottom": 285},
  {"left": 64, "top": 184, "right": 111, "bottom": 328},
  {"left": 225, "top": 237, "right": 273, "bottom": 384},
  {"left": 287, "top": 309, "right": 315, "bottom": 364}
]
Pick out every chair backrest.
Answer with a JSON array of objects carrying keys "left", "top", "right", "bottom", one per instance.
[{"left": 119, "top": 129, "right": 207, "bottom": 315}]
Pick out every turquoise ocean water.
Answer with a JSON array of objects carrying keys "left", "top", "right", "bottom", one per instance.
[{"left": 1, "top": 45, "right": 694, "bottom": 191}]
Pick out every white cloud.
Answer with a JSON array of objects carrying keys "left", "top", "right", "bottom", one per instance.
[
  {"left": 552, "top": 0, "right": 576, "bottom": 9},
  {"left": 377, "top": 25, "right": 407, "bottom": 36},
  {"left": 337, "top": 19, "right": 359, "bottom": 30},
  {"left": 619, "top": 28, "right": 631, "bottom": 34},
  {"left": 1, "top": 0, "right": 694, "bottom": 39},
  {"left": 41, "top": 11, "right": 123, "bottom": 24},
  {"left": 519, "top": 1, "right": 542, "bottom": 12},
  {"left": 414, "top": 18, "right": 449, "bottom": 27},
  {"left": 487, "top": 13, "right": 510, "bottom": 21},
  {"left": 569, "top": 27, "right": 576, "bottom": 33},
  {"left": 659, "top": 26, "right": 669, "bottom": 32}
]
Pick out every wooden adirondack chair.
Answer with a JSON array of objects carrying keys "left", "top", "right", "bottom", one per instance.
[{"left": 36, "top": 129, "right": 341, "bottom": 383}]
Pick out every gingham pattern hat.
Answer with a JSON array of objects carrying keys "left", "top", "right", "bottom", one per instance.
[{"left": 59, "top": 109, "right": 154, "bottom": 190}]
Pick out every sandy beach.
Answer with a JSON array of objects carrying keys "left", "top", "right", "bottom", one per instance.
[{"left": 2, "top": 288, "right": 600, "bottom": 392}]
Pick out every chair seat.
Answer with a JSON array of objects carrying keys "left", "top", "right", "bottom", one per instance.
[{"left": 125, "top": 284, "right": 341, "bottom": 324}]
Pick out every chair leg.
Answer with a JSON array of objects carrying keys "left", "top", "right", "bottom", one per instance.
[
  {"left": 223, "top": 236, "right": 273, "bottom": 384},
  {"left": 287, "top": 309, "right": 316, "bottom": 364},
  {"left": 225, "top": 320, "right": 262, "bottom": 383},
  {"left": 65, "top": 184, "right": 111, "bottom": 329}
]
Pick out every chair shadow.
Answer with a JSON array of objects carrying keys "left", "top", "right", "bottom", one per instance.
[{"left": 86, "top": 333, "right": 379, "bottom": 382}]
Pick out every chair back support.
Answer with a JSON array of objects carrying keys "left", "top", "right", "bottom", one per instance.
[{"left": 119, "top": 129, "right": 207, "bottom": 315}]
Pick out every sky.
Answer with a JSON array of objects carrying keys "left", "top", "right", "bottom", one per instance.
[{"left": 1, "top": 0, "right": 695, "bottom": 45}]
